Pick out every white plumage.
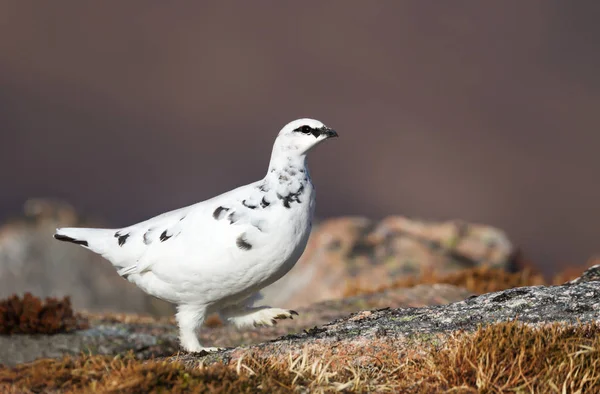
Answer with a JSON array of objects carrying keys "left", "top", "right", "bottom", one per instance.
[{"left": 54, "top": 118, "right": 338, "bottom": 353}]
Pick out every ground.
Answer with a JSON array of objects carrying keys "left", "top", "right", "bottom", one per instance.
[{"left": 1, "top": 265, "right": 599, "bottom": 392}]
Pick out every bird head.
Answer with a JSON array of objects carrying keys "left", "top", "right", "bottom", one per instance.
[{"left": 274, "top": 118, "right": 338, "bottom": 156}]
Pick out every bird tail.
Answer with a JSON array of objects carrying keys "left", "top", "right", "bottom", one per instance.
[{"left": 54, "top": 227, "right": 115, "bottom": 254}]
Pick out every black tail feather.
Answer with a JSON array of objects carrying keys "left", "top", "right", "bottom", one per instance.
[{"left": 54, "top": 234, "right": 89, "bottom": 247}]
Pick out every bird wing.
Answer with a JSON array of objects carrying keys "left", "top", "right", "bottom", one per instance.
[
  {"left": 100, "top": 204, "right": 195, "bottom": 269},
  {"left": 112, "top": 180, "right": 277, "bottom": 279}
]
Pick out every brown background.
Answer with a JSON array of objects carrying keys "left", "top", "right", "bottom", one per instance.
[{"left": 1, "top": 2, "right": 599, "bottom": 274}]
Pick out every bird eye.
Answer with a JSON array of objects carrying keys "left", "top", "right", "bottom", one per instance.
[{"left": 294, "top": 125, "right": 313, "bottom": 134}]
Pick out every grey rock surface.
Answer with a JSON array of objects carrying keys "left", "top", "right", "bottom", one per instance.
[{"left": 0, "top": 322, "right": 179, "bottom": 366}]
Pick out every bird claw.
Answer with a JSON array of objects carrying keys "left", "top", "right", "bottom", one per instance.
[
  {"left": 185, "top": 346, "right": 226, "bottom": 355},
  {"left": 273, "top": 309, "right": 299, "bottom": 321}
]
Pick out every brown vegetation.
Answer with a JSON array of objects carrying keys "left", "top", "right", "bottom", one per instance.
[
  {"left": 1, "top": 321, "right": 599, "bottom": 393},
  {"left": 432, "top": 321, "right": 600, "bottom": 392},
  {"left": 0, "top": 293, "right": 88, "bottom": 335},
  {"left": 344, "top": 261, "right": 593, "bottom": 298},
  {"left": 0, "top": 353, "right": 292, "bottom": 393}
]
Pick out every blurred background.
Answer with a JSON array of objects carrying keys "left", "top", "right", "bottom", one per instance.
[{"left": 1, "top": 2, "right": 600, "bottom": 313}]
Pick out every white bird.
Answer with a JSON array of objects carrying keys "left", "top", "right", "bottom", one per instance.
[{"left": 54, "top": 118, "right": 338, "bottom": 353}]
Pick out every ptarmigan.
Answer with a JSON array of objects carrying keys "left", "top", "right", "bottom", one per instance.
[{"left": 54, "top": 118, "right": 338, "bottom": 353}]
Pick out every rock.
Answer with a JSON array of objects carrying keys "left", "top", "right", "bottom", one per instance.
[
  {"left": 568, "top": 262, "right": 600, "bottom": 284},
  {"left": 261, "top": 216, "right": 515, "bottom": 308},
  {"left": 0, "top": 199, "right": 174, "bottom": 316},
  {"left": 0, "top": 284, "right": 471, "bottom": 366},
  {"left": 178, "top": 265, "right": 600, "bottom": 368},
  {"left": 0, "top": 320, "right": 180, "bottom": 366}
]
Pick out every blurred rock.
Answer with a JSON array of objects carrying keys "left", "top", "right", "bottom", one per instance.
[
  {"left": 261, "top": 216, "right": 515, "bottom": 308},
  {"left": 0, "top": 199, "right": 174, "bottom": 316}
]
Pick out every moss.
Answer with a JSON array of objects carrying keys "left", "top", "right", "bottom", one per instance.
[
  {"left": 0, "top": 293, "right": 88, "bottom": 335},
  {"left": 407, "top": 332, "right": 442, "bottom": 347}
]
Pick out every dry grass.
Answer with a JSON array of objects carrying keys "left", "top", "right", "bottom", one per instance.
[
  {"left": 2, "top": 321, "right": 599, "bottom": 393},
  {"left": 0, "top": 293, "right": 88, "bottom": 335},
  {"left": 0, "top": 353, "right": 296, "bottom": 393},
  {"left": 431, "top": 322, "right": 600, "bottom": 393}
]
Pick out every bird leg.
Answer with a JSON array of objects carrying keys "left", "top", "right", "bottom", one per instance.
[
  {"left": 219, "top": 302, "right": 298, "bottom": 329},
  {"left": 175, "top": 304, "right": 221, "bottom": 353}
]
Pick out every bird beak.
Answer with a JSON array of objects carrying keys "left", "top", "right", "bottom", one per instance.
[{"left": 321, "top": 127, "right": 338, "bottom": 139}]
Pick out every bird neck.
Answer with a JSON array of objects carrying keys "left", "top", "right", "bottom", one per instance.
[
  {"left": 266, "top": 136, "right": 310, "bottom": 174},
  {"left": 265, "top": 154, "right": 309, "bottom": 185}
]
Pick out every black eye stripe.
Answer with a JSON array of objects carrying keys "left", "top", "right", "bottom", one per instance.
[{"left": 293, "top": 125, "right": 316, "bottom": 134}]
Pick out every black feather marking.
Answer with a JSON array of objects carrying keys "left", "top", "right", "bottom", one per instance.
[
  {"left": 228, "top": 211, "right": 240, "bottom": 224},
  {"left": 117, "top": 233, "right": 130, "bottom": 246},
  {"left": 294, "top": 184, "right": 305, "bottom": 203},
  {"left": 213, "top": 206, "right": 229, "bottom": 220},
  {"left": 242, "top": 200, "right": 257, "bottom": 209},
  {"left": 260, "top": 196, "right": 270, "bottom": 208},
  {"left": 160, "top": 230, "right": 172, "bottom": 242},
  {"left": 278, "top": 184, "right": 305, "bottom": 209},
  {"left": 143, "top": 230, "right": 152, "bottom": 245},
  {"left": 258, "top": 183, "right": 270, "bottom": 192},
  {"left": 54, "top": 234, "right": 88, "bottom": 247},
  {"left": 114, "top": 232, "right": 120, "bottom": 238},
  {"left": 276, "top": 192, "right": 288, "bottom": 208},
  {"left": 277, "top": 193, "right": 288, "bottom": 208},
  {"left": 236, "top": 234, "right": 252, "bottom": 250}
]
